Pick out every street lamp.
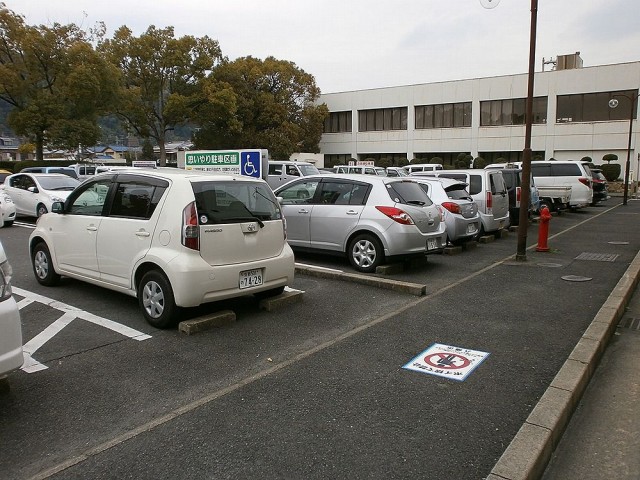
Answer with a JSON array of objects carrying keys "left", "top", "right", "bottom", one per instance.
[{"left": 609, "top": 92, "right": 639, "bottom": 205}]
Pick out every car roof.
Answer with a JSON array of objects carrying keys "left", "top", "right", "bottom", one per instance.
[
  {"left": 93, "top": 167, "right": 267, "bottom": 183},
  {"left": 275, "top": 173, "right": 415, "bottom": 188},
  {"left": 411, "top": 176, "right": 467, "bottom": 188}
]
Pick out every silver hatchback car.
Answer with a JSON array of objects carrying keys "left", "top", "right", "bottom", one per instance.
[
  {"left": 274, "top": 174, "right": 447, "bottom": 273},
  {"left": 411, "top": 177, "right": 480, "bottom": 245}
]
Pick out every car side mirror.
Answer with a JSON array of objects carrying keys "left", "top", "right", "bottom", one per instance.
[
  {"left": 276, "top": 196, "right": 284, "bottom": 204},
  {"left": 51, "top": 201, "right": 64, "bottom": 213},
  {"left": 28, "top": 186, "right": 38, "bottom": 193}
]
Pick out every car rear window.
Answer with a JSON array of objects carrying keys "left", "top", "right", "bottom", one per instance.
[
  {"left": 386, "top": 181, "right": 433, "bottom": 207},
  {"left": 192, "top": 181, "right": 281, "bottom": 224},
  {"left": 444, "top": 184, "right": 472, "bottom": 200}
]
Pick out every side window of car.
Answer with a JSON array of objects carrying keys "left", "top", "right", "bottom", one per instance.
[
  {"left": 24, "top": 176, "right": 36, "bottom": 190},
  {"left": 318, "top": 181, "right": 355, "bottom": 205},
  {"left": 531, "top": 164, "right": 551, "bottom": 177},
  {"left": 109, "top": 182, "right": 157, "bottom": 219},
  {"left": 278, "top": 181, "right": 319, "bottom": 205},
  {"left": 68, "top": 179, "right": 112, "bottom": 216},
  {"left": 268, "top": 164, "right": 283, "bottom": 175},
  {"left": 490, "top": 173, "right": 506, "bottom": 194},
  {"left": 551, "top": 164, "right": 581, "bottom": 176},
  {"left": 468, "top": 175, "right": 482, "bottom": 195}
]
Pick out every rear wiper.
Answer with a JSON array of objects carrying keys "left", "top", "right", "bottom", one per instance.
[{"left": 224, "top": 216, "right": 265, "bottom": 228}]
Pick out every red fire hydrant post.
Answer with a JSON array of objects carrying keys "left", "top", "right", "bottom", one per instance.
[{"left": 536, "top": 206, "right": 552, "bottom": 252}]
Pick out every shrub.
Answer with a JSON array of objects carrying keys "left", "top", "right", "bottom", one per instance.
[
  {"left": 473, "top": 157, "right": 488, "bottom": 168},
  {"left": 601, "top": 164, "right": 621, "bottom": 181},
  {"left": 430, "top": 157, "right": 443, "bottom": 165},
  {"left": 603, "top": 153, "right": 618, "bottom": 164}
]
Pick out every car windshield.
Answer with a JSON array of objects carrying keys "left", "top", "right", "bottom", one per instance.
[
  {"left": 36, "top": 176, "right": 80, "bottom": 191},
  {"left": 298, "top": 165, "right": 320, "bottom": 176},
  {"left": 192, "top": 180, "right": 281, "bottom": 225},
  {"left": 386, "top": 180, "right": 433, "bottom": 206}
]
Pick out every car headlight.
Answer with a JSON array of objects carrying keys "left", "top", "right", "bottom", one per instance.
[
  {"left": 0, "top": 258, "right": 13, "bottom": 301},
  {"left": 51, "top": 196, "right": 64, "bottom": 203}
]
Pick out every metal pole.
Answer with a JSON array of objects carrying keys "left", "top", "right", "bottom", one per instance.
[
  {"left": 516, "top": 0, "right": 538, "bottom": 261},
  {"left": 622, "top": 95, "right": 636, "bottom": 205}
]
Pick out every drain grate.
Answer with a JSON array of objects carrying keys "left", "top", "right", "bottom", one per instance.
[
  {"left": 618, "top": 317, "right": 640, "bottom": 330},
  {"left": 575, "top": 252, "right": 619, "bottom": 262}
]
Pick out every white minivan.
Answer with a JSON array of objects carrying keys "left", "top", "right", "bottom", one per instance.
[
  {"left": 404, "top": 163, "right": 444, "bottom": 174},
  {"left": 412, "top": 169, "right": 510, "bottom": 235},
  {"left": 267, "top": 161, "right": 320, "bottom": 189},
  {"left": 29, "top": 169, "right": 295, "bottom": 328}
]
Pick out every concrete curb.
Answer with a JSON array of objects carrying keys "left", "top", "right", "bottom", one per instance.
[
  {"left": 487, "top": 249, "right": 640, "bottom": 480},
  {"left": 295, "top": 264, "right": 426, "bottom": 296}
]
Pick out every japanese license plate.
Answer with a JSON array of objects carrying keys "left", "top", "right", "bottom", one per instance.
[
  {"left": 239, "top": 268, "right": 263, "bottom": 289},
  {"left": 427, "top": 238, "right": 438, "bottom": 251}
]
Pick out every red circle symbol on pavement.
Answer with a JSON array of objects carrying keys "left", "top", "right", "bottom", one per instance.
[{"left": 424, "top": 352, "right": 471, "bottom": 369}]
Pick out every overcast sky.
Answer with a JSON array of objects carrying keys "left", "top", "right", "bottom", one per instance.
[{"left": 5, "top": 0, "right": 640, "bottom": 93}]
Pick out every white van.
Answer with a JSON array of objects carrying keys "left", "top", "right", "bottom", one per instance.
[
  {"left": 412, "top": 169, "right": 510, "bottom": 235},
  {"left": 526, "top": 160, "right": 593, "bottom": 209},
  {"left": 404, "top": 163, "right": 444, "bottom": 174},
  {"left": 334, "top": 165, "right": 387, "bottom": 176},
  {"left": 267, "top": 161, "right": 320, "bottom": 189}
]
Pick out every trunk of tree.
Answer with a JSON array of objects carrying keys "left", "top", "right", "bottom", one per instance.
[
  {"left": 158, "top": 142, "right": 167, "bottom": 167},
  {"left": 36, "top": 132, "right": 44, "bottom": 161}
]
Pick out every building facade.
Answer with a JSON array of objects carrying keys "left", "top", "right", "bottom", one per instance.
[{"left": 319, "top": 60, "right": 639, "bottom": 179}]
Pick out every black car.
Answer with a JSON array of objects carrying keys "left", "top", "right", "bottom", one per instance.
[{"left": 591, "top": 168, "right": 609, "bottom": 205}]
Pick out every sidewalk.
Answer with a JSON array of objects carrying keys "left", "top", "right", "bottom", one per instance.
[{"left": 541, "top": 283, "right": 640, "bottom": 479}]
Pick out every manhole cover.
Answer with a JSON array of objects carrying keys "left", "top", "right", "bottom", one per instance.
[
  {"left": 575, "top": 252, "right": 619, "bottom": 262},
  {"left": 561, "top": 275, "right": 593, "bottom": 282},
  {"left": 608, "top": 241, "right": 629, "bottom": 245},
  {"left": 537, "top": 262, "right": 563, "bottom": 268}
]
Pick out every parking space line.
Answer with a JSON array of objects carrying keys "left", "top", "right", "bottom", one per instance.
[{"left": 13, "top": 287, "right": 152, "bottom": 374}]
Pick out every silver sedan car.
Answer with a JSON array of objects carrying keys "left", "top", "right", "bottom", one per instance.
[
  {"left": 411, "top": 177, "right": 480, "bottom": 245},
  {"left": 274, "top": 174, "right": 447, "bottom": 273}
]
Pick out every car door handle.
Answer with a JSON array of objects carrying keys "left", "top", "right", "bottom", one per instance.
[
  {"left": 346, "top": 210, "right": 359, "bottom": 215},
  {"left": 86, "top": 226, "right": 98, "bottom": 232},
  {"left": 298, "top": 209, "right": 310, "bottom": 214},
  {"left": 135, "top": 230, "right": 150, "bottom": 237}
]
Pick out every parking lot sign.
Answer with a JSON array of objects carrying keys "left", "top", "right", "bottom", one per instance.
[{"left": 184, "top": 149, "right": 264, "bottom": 179}]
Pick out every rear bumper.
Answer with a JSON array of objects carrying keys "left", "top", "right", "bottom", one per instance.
[
  {"left": 383, "top": 224, "right": 447, "bottom": 256},
  {"left": 479, "top": 212, "right": 510, "bottom": 233},
  {"left": 0, "top": 297, "right": 23, "bottom": 376},
  {"left": 166, "top": 245, "right": 296, "bottom": 308}
]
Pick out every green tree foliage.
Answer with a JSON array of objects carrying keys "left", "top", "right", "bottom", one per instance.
[
  {"left": 602, "top": 153, "right": 618, "bottom": 163},
  {"left": 0, "top": 4, "right": 118, "bottom": 160},
  {"left": 473, "top": 156, "right": 487, "bottom": 168},
  {"left": 100, "top": 25, "right": 225, "bottom": 166},
  {"left": 194, "top": 56, "right": 328, "bottom": 159}
]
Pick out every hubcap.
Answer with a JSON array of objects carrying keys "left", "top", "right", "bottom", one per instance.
[
  {"left": 34, "top": 251, "right": 49, "bottom": 279},
  {"left": 352, "top": 240, "right": 376, "bottom": 268},
  {"left": 142, "top": 280, "right": 164, "bottom": 319}
]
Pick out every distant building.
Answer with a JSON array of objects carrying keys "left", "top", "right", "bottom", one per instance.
[{"left": 319, "top": 57, "right": 639, "bottom": 179}]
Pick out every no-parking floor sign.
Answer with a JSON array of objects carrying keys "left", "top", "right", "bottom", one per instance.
[{"left": 403, "top": 343, "right": 490, "bottom": 381}]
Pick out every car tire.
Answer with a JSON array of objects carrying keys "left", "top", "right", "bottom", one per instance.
[
  {"left": 32, "top": 242, "right": 61, "bottom": 286},
  {"left": 36, "top": 204, "right": 48, "bottom": 218},
  {"left": 138, "top": 270, "right": 177, "bottom": 329},
  {"left": 348, "top": 233, "right": 384, "bottom": 273},
  {"left": 254, "top": 286, "right": 285, "bottom": 299},
  {"left": 3, "top": 221, "right": 13, "bottom": 227}
]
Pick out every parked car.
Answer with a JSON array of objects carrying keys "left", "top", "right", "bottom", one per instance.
[
  {"left": 334, "top": 165, "right": 387, "bottom": 176},
  {"left": 20, "top": 166, "right": 79, "bottom": 179},
  {"left": 590, "top": 168, "right": 609, "bottom": 205},
  {"left": 4, "top": 173, "right": 80, "bottom": 218},
  {"left": 273, "top": 174, "right": 447, "bottom": 273},
  {"left": 484, "top": 165, "right": 540, "bottom": 224},
  {"left": 412, "top": 169, "right": 510, "bottom": 236},
  {"left": 29, "top": 169, "right": 295, "bottom": 328},
  {"left": 0, "top": 169, "right": 12, "bottom": 183},
  {"left": 0, "top": 240, "right": 23, "bottom": 383},
  {"left": 68, "top": 163, "right": 101, "bottom": 180},
  {"left": 385, "top": 167, "right": 409, "bottom": 177},
  {"left": 411, "top": 177, "right": 480, "bottom": 245},
  {"left": 266, "top": 161, "right": 320, "bottom": 189},
  {"left": 404, "top": 163, "right": 444, "bottom": 174},
  {"left": 0, "top": 190, "right": 16, "bottom": 227},
  {"left": 526, "top": 160, "right": 593, "bottom": 209}
]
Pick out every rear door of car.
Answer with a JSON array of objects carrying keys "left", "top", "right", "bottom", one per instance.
[
  {"left": 97, "top": 174, "right": 168, "bottom": 287},
  {"left": 309, "top": 179, "right": 368, "bottom": 251},
  {"left": 488, "top": 171, "right": 509, "bottom": 219},
  {"left": 195, "top": 179, "right": 287, "bottom": 265}
]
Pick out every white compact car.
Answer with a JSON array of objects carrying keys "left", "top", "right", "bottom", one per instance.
[
  {"left": 4, "top": 173, "right": 80, "bottom": 218},
  {"left": 0, "top": 191, "right": 16, "bottom": 227},
  {"left": 0, "top": 240, "right": 23, "bottom": 381},
  {"left": 29, "top": 169, "right": 295, "bottom": 328}
]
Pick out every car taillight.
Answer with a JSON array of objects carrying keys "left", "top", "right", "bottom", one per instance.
[
  {"left": 579, "top": 177, "right": 592, "bottom": 188},
  {"left": 516, "top": 186, "right": 521, "bottom": 206},
  {"left": 441, "top": 202, "right": 461, "bottom": 215},
  {"left": 182, "top": 201, "right": 199, "bottom": 251},
  {"left": 486, "top": 191, "right": 493, "bottom": 211},
  {"left": 376, "top": 206, "right": 415, "bottom": 225}
]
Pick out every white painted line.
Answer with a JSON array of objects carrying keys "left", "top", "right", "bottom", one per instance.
[
  {"left": 284, "top": 286, "right": 304, "bottom": 293},
  {"left": 22, "top": 312, "right": 76, "bottom": 356},
  {"left": 78, "top": 311, "right": 152, "bottom": 341},
  {"left": 21, "top": 353, "right": 48, "bottom": 373},
  {"left": 13, "top": 221, "right": 36, "bottom": 229},
  {"left": 295, "top": 262, "right": 344, "bottom": 273},
  {"left": 16, "top": 297, "right": 35, "bottom": 309}
]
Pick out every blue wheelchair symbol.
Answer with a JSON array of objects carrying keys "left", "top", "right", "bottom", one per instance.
[{"left": 242, "top": 151, "right": 261, "bottom": 178}]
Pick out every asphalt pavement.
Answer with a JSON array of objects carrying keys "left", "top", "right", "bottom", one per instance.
[{"left": 2, "top": 197, "right": 640, "bottom": 480}]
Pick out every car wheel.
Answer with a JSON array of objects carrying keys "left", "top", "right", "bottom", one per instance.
[
  {"left": 254, "top": 286, "right": 285, "bottom": 299},
  {"left": 138, "top": 270, "right": 177, "bottom": 329},
  {"left": 348, "top": 233, "right": 384, "bottom": 273},
  {"left": 36, "top": 204, "right": 48, "bottom": 217},
  {"left": 32, "top": 242, "right": 60, "bottom": 286}
]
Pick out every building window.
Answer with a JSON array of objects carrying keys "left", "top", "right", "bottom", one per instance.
[
  {"left": 556, "top": 89, "right": 638, "bottom": 123},
  {"left": 324, "top": 154, "right": 354, "bottom": 167},
  {"left": 324, "top": 111, "right": 352, "bottom": 133},
  {"left": 415, "top": 102, "right": 471, "bottom": 129},
  {"left": 479, "top": 97, "right": 547, "bottom": 126},
  {"left": 358, "top": 107, "right": 407, "bottom": 132}
]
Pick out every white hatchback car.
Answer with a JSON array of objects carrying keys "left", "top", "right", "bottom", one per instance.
[
  {"left": 0, "top": 190, "right": 16, "bottom": 227},
  {"left": 0, "top": 240, "right": 23, "bottom": 382},
  {"left": 29, "top": 169, "right": 295, "bottom": 328},
  {"left": 4, "top": 173, "right": 80, "bottom": 218}
]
